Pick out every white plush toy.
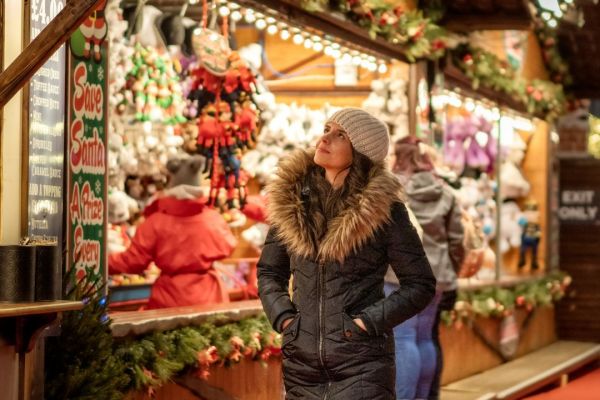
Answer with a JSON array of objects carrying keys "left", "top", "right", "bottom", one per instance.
[
  {"left": 499, "top": 201, "right": 524, "bottom": 253},
  {"left": 107, "top": 190, "right": 139, "bottom": 254},
  {"left": 500, "top": 133, "right": 530, "bottom": 200}
]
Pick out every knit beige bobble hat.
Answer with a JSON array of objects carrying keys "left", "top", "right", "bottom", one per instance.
[{"left": 326, "top": 108, "right": 390, "bottom": 163}]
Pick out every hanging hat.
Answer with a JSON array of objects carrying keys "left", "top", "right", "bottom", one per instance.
[{"left": 326, "top": 108, "right": 390, "bottom": 163}]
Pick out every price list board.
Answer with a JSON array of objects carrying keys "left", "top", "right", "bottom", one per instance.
[{"left": 27, "top": 0, "right": 66, "bottom": 243}]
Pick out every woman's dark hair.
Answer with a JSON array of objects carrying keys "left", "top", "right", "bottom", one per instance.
[
  {"left": 392, "top": 136, "right": 434, "bottom": 175},
  {"left": 305, "top": 149, "right": 376, "bottom": 243}
]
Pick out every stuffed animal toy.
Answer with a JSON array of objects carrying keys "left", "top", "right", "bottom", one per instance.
[
  {"left": 500, "top": 132, "right": 530, "bottom": 200},
  {"left": 499, "top": 201, "right": 525, "bottom": 254},
  {"left": 444, "top": 115, "right": 497, "bottom": 176},
  {"left": 107, "top": 190, "right": 139, "bottom": 255},
  {"left": 518, "top": 201, "right": 541, "bottom": 270}
]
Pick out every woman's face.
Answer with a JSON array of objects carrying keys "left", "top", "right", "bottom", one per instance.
[{"left": 314, "top": 122, "right": 353, "bottom": 170}]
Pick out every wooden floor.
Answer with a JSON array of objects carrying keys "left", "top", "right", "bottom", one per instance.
[{"left": 441, "top": 341, "right": 600, "bottom": 400}]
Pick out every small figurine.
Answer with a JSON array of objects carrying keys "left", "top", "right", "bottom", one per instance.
[{"left": 518, "top": 201, "right": 541, "bottom": 270}]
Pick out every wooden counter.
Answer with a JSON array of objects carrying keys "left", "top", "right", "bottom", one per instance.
[
  {"left": 110, "top": 299, "right": 264, "bottom": 337},
  {"left": 0, "top": 300, "right": 83, "bottom": 400}
]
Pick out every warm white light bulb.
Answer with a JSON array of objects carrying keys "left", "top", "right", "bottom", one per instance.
[
  {"left": 218, "top": 6, "right": 230, "bottom": 17},
  {"left": 352, "top": 56, "right": 362, "bottom": 66},
  {"left": 244, "top": 10, "right": 256, "bottom": 23},
  {"left": 378, "top": 63, "right": 388, "bottom": 74},
  {"left": 324, "top": 46, "right": 334, "bottom": 56},
  {"left": 313, "top": 42, "right": 324, "bottom": 52},
  {"left": 231, "top": 10, "right": 242, "bottom": 21},
  {"left": 267, "top": 24, "right": 278, "bottom": 35},
  {"left": 255, "top": 19, "right": 267, "bottom": 30},
  {"left": 280, "top": 29, "right": 291, "bottom": 40},
  {"left": 304, "top": 38, "right": 313, "bottom": 49},
  {"left": 360, "top": 59, "right": 370, "bottom": 68},
  {"left": 368, "top": 63, "right": 377, "bottom": 72},
  {"left": 342, "top": 53, "right": 352, "bottom": 62},
  {"left": 548, "top": 18, "right": 558, "bottom": 28},
  {"left": 293, "top": 33, "right": 304, "bottom": 45}
]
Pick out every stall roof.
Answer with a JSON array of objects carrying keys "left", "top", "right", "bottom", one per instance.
[
  {"left": 419, "top": 0, "right": 533, "bottom": 31},
  {"left": 558, "top": 2, "right": 600, "bottom": 98}
]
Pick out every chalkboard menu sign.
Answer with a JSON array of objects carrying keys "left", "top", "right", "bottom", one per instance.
[{"left": 27, "top": 0, "right": 66, "bottom": 243}]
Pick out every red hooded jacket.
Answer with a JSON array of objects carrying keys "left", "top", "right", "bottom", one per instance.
[{"left": 109, "top": 196, "right": 237, "bottom": 309}]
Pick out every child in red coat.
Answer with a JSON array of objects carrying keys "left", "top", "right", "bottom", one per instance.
[{"left": 109, "top": 154, "right": 237, "bottom": 309}]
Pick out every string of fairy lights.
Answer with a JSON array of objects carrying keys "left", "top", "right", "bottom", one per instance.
[{"left": 187, "top": 0, "right": 390, "bottom": 73}]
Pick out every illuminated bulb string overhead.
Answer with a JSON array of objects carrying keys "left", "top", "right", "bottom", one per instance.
[
  {"left": 206, "top": 0, "right": 390, "bottom": 73},
  {"left": 536, "top": 0, "right": 582, "bottom": 28}
]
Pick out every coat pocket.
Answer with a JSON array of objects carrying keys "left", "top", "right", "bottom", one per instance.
[
  {"left": 281, "top": 313, "right": 301, "bottom": 358},
  {"left": 341, "top": 312, "right": 371, "bottom": 340}
]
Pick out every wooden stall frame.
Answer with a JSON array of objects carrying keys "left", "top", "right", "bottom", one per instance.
[
  {"left": 0, "top": 0, "right": 4, "bottom": 238},
  {"left": 20, "top": 0, "right": 31, "bottom": 238}
]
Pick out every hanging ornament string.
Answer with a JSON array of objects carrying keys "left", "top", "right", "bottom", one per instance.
[
  {"left": 222, "top": 12, "right": 229, "bottom": 42},
  {"left": 201, "top": 0, "right": 209, "bottom": 29},
  {"left": 208, "top": 13, "right": 230, "bottom": 207}
]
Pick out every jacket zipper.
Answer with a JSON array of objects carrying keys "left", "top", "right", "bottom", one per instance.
[{"left": 317, "top": 259, "right": 331, "bottom": 399}]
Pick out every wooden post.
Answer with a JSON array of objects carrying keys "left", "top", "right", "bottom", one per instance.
[
  {"left": 0, "top": 0, "right": 100, "bottom": 109},
  {"left": 408, "top": 63, "right": 418, "bottom": 137}
]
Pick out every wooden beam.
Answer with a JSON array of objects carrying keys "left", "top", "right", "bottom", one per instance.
[
  {"left": 267, "top": 85, "right": 372, "bottom": 95},
  {"left": 21, "top": 0, "right": 31, "bottom": 239},
  {"left": 0, "top": 0, "right": 100, "bottom": 109},
  {"left": 0, "top": 0, "right": 4, "bottom": 237},
  {"left": 443, "top": 15, "right": 532, "bottom": 32}
]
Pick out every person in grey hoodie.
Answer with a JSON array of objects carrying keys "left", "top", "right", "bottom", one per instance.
[{"left": 385, "top": 136, "right": 465, "bottom": 400}]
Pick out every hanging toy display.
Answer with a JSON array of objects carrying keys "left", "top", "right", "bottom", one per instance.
[
  {"left": 123, "top": 43, "right": 187, "bottom": 124},
  {"left": 444, "top": 114, "right": 497, "bottom": 176},
  {"left": 186, "top": 0, "right": 260, "bottom": 211}
]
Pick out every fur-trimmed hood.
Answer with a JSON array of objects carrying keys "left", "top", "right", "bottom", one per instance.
[{"left": 266, "top": 149, "right": 403, "bottom": 262}]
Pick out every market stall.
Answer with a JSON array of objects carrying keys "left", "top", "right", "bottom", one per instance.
[
  {"left": 0, "top": 0, "right": 581, "bottom": 399},
  {"left": 97, "top": 0, "right": 571, "bottom": 397}
]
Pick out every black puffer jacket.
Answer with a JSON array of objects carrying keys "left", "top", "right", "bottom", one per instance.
[{"left": 258, "top": 150, "right": 436, "bottom": 399}]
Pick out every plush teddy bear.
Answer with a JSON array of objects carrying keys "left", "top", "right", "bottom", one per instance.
[
  {"left": 499, "top": 201, "right": 525, "bottom": 254},
  {"left": 500, "top": 132, "right": 530, "bottom": 200}
]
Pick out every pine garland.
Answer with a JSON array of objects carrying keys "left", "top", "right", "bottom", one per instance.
[
  {"left": 452, "top": 44, "right": 567, "bottom": 120},
  {"left": 534, "top": 21, "right": 573, "bottom": 86},
  {"left": 300, "top": 0, "right": 447, "bottom": 61},
  {"left": 114, "top": 314, "right": 281, "bottom": 391},
  {"left": 441, "top": 272, "right": 572, "bottom": 327}
]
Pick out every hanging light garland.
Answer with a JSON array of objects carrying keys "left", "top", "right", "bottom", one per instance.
[
  {"left": 535, "top": 0, "right": 583, "bottom": 29},
  {"left": 202, "top": 0, "right": 390, "bottom": 74}
]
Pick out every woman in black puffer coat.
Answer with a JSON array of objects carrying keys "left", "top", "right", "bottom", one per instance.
[{"left": 258, "top": 108, "right": 436, "bottom": 400}]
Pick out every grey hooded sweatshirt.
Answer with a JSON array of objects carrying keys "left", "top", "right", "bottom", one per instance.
[{"left": 387, "top": 171, "right": 465, "bottom": 291}]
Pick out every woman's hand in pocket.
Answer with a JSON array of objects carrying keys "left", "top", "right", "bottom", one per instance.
[
  {"left": 282, "top": 317, "right": 294, "bottom": 331},
  {"left": 353, "top": 318, "right": 367, "bottom": 332}
]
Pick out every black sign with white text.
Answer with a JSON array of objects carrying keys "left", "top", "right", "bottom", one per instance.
[{"left": 27, "top": 0, "right": 66, "bottom": 242}]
